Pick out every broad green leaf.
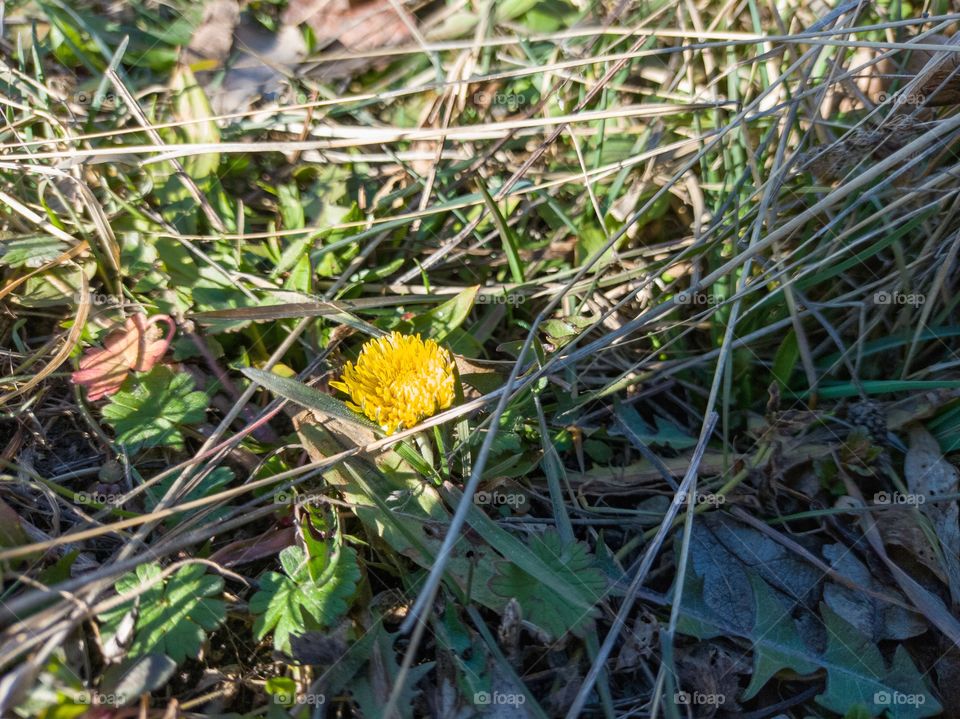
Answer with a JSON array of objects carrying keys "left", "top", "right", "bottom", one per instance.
[
  {"left": 101, "top": 366, "right": 207, "bottom": 450},
  {"left": 489, "top": 529, "right": 606, "bottom": 638},
  {"left": 677, "top": 568, "right": 941, "bottom": 716},
  {"left": 817, "top": 604, "right": 941, "bottom": 718},
  {"left": 0, "top": 236, "right": 68, "bottom": 268},
  {"left": 99, "top": 563, "right": 226, "bottom": 664},
  {"left": 741, "top": 574, "right": 819, "bottom": 700},
  {"left": 410, "top": 286, "right": 478, "bottom": 342},
  {"left": 250, "top": 544, "right": 360, "bottom": 654}
]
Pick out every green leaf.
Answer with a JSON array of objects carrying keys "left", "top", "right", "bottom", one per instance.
[
  {"left": 242, "top": 367, "right": 382, "bottom": 433},
  {"left": 295, "top": 420, "right": 603, "bottom": 639},
  {"left": 771, "top": 329, "right": 799, "bottom": 389},
  {"left": 101, "top": 366, "right": 207, "bottom": 450},
  {"left": 614, "top": 402, "right": 697, "bottom": 450},
  {"left": 489, "top": 529, "right": 606, "bottom": 638},
  {"left": 740, "top": 574, "right": 818, "bottom": 700},
  {"left": 144, "top": 467, "right": 234, "bottom": 526},
  {"left": 817, "top": 604, "right": 941, "bottom": 718},
  {"left": 677, "top": 569, "right": 941, "bottom": 716},
  {"left": 170, "top": 65, "right": 219, "bottom": 180},
  {"left": 434, "top": 603, "right": 489, "bottom": 701},
  {"left": 265, "top": 676, "right": 298, "bottom": 706},
  {"left": 0, "top": 236, "right": 68, "bottom": 268},
  {"left": 98, "top": 563, "right": 226, "bottom": 664},
  {"left": 410, "top": 286, "right": 478, "bottom": 342},
  {"left": 250, "top": 544, "right": 360, "bottom": 654},
  {"left": 100, "top": 654, "right": 177, "bottom": 708},
  {"left": 477, "top": 182, "right": 524, "bottom": 284}
]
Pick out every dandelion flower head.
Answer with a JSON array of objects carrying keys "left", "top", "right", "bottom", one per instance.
[{"left": 330, "top": 331, "right": 456, "bottom": 434}]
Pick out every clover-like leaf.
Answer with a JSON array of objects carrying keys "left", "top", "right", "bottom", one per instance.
[
  {"left": 100, "top": 366, "right": 207, "bottom": 450},
  {"left": 99, "top": 563, "right": 226, "bottom": 665},
  {"left": 250, "top": 544, "right": 360, "bottom": 654}
]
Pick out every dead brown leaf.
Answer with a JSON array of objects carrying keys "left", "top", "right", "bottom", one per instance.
[
  {"left": 904, "top": 33, "right": 960, "bottom": 106},
  {"left": 283, "top": 0, "right": 412, "bottom": 52},
  {"left": 879, "top": 509, "right": 945, "bottom": 581},
  {"left": 800, "top": 114, "right": 927, "bottom": 184},
  {"left": 905, "top": 426, "right": 960, "bottom": 604},
  {"left": 676, "top": 643, "right": 749, "bottom": 718},
  {"left": 208, "top": 526, "right": 296, "bottom": 567},
  {"left": 184, "top": 0, "right": 240, "bottom": 66}
]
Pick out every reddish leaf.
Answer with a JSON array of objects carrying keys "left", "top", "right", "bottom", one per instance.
[{"left": 72, "top": 314, "right": 175, "bottom": 401}]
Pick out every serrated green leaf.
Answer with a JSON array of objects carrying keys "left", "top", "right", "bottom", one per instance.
[
  {"left": 250, "top": 544, "right": 360, "bottom": 654},
  {"left": 489, "top": 529, "right": 606, "bottom": 638},
  {"left": 100, "top": 366, "right": 207, "bottom": 450},
  {"left": 98, "top": 563, "right": 225, "bottom": 664}
]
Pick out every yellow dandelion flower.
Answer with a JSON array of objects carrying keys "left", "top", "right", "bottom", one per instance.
[{"left": 329, "top": 331, "right": 456, "bottom": 435}]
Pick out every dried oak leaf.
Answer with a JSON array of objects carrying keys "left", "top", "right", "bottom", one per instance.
[
  {"left": 283, "top": 0, "right": 411, "bottom": 52},
  {"left": 72, "top": 314, "right": 175, "bottom": 401}
]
